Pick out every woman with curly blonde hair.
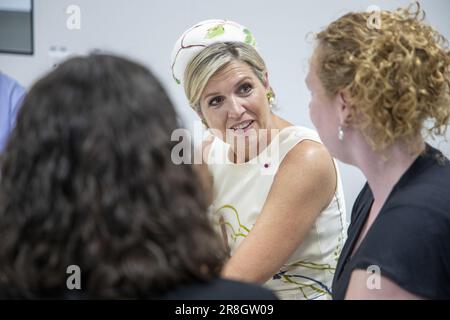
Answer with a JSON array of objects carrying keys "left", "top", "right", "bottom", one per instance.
[{"left": 306, "top": 3, "right": 450, "bottom": 299}]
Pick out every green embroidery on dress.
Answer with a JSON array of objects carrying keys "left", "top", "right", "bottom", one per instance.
[
  {"left": 286, "top": 260, "right": 335, "bottom": 273},
  {"left": 215, "top": 204, "right": 250, "bottom": 242},
  {"left": 274, "top": 260, "right": 335, "bottom": 299},
  {"left": 243, "top": 28, "right": 256, "bottom": 46},
  {"left": 206, "top": 25, "right": 225, "bottom": 39},
  {"left": 281, "top": 274, "right": 330, "bottom": 299}
]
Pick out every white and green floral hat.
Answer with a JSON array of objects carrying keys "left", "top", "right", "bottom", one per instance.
[{"left": 170, "top": 19, "right": 258, "bottom": 86}]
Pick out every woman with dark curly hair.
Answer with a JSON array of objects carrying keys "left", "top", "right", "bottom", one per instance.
[
  {"left": 306, "top": 3, "right": 450, "bottom": 299},
  {"left": 0, "top": 54, "right": 276, "bottom": 299}
]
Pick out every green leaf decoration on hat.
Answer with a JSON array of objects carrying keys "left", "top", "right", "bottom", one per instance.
[
  {"left": 243, "top": 28, "right": 256, "bottom": 46},
  {"left": 206, "top": 25, "right": 225, "bottom": 39}
]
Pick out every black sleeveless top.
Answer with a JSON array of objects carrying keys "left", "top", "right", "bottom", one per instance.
[{"left": 332, "top": 144, "right": 450, "bottom": 299}]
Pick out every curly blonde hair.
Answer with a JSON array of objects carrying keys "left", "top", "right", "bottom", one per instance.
[{"left": 315, "top": 2, "right": 450, "bottom": 152}]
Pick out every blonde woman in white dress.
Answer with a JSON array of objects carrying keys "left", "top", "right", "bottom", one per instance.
[{"left": 171, "top": 19, "right": 347, "bottom": 299}]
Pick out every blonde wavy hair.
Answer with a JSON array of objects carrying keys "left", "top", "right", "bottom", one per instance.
[
  {"left": 184, "top": 42, "right": 269, "bottom": 110},
  {"left": 315, "top": 2, "right": 450, "bottom": 152}
]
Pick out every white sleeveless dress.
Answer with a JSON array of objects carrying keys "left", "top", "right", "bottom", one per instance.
[{"left": 206, "top": 126, "right": 348, "bottom": 300}]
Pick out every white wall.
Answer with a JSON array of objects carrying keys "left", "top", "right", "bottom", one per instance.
[{"left": 1, "top": 0, "right": 449, "bottom": 214}]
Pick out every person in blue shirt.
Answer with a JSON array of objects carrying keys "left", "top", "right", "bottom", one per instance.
[{"left": 0, "top": 71, "right": 25, "bottom": 152}]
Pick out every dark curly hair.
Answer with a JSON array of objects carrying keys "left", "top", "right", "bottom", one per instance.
[{"left": 0, "top": 54, "right": 225, "bottom": 299}]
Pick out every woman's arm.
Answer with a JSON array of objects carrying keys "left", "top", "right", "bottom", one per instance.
[
  {"left": 345, "top": 270, "right": 423, "bottom": 299},
  {"left": 221, "top": 140, "right": 337, "bottom": 283}
]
